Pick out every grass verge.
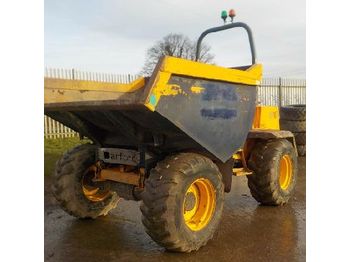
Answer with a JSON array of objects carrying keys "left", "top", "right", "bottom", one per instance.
[{"left": 44, "top": 137, "right": 90, "bottom": 176}]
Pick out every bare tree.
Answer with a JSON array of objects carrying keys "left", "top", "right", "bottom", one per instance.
[{"left": 141, "top": 33, "right": 214, "bottom": 75}]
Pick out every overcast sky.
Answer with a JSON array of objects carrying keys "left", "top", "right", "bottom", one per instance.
[{"left": 45, "top": 0, "right": 305, "bottom": 78}]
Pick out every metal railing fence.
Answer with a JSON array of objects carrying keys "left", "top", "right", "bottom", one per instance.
[{"left": 257, "top": 77, "right": 306, "bottom": 106}]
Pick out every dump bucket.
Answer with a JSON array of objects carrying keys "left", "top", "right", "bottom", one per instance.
[{"left": 45, "top": 56, "right": 262, "bottom": 162}]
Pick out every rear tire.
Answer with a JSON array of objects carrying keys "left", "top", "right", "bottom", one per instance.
[
  {"left": 140, "top": 153, "right": 224, "bottom": 252},
  {"left": 247, "top": 139, "right": 298, "bottom": 205},
  {"left": 52, "top": 144, "right": 119, "bottom": 219}
]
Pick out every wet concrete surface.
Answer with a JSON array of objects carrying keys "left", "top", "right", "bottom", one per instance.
[{"left": 44, "top": 157, "right": 305, "bottom": 262}]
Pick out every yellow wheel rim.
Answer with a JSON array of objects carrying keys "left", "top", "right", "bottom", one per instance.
[
  {"left": 279, "top": 155, "right": 293, "bottom": 190},
  {"left": 183, "top": 178, "right": 216, "bottom": 231},
  {"left": 82, "top": 165, "right": 111, "bottom": 202}
]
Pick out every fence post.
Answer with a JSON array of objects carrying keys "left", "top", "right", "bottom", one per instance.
[{"left": 278, "top": 77, "right": 282, "bottom": 107}]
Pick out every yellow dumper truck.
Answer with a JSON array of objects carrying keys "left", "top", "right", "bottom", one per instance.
[{"left": 45, "top": 20, "right": 298, "bottom": 252}]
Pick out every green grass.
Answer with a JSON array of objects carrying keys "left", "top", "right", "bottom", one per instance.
[{"left": 44, "top": 137, "right": 90, "bottom": 176}]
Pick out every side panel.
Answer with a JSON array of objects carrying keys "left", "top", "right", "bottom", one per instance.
[
  {"left": 155, "top": 75, "right": 256, "bottom": 162},
  {"left": 44, "top": 77, "right": 146, "bottom": 109}
]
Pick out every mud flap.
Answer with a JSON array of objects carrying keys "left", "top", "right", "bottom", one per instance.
[{"left": 216, "top": 158, "right": 234, "bottom": 193}]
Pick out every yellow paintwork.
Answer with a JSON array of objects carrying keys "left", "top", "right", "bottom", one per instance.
[
  {"left": 232, "top": 150, "right": 253, "bottom": 176},
  {"left": 162, "top": 56, "right": 262, "bottom": 85},
  {"left": 279, "top": 154, "right": 293, "bottom": 190},
  {"left": 144, "top": 72, "right": 187, "bottom": 111},
  {"left": 183, "top": 178, "right": 216, "bottom": 231},
  {"left": 232, "top": 153, "right": 242, "bottom": 160},
  {"left": 190, "top": 86, "right": 205, "bottom": 94},
  {"left": 45, "top": 77, "right": 145, "bottom": 104},
  {"left": 82, "top": 166, "right": 111, "bottom": 202},
  {"left": 252, "top": 105, "right": 280, "bottom": 130},
  {"left": 145, "top": 56, "right": 263, "bottom": 111}
]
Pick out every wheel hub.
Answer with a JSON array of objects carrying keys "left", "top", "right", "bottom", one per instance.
[
  {"left": 279, "top": 154, "right": 293, "bottom": 190},
  {"left": 82, "top": 165, "right": 111, "bottom": 202},
  {"left": 184, "top": 192, "right": 196, "bottom": 211},
  {"left": 183, "top": 178, "right": 216, "bottom": 231}
]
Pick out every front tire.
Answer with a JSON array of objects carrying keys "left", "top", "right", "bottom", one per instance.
[
  {"left": 247, "top": 139, "right": 298, "bottom": 206},
  {"left": 52, "top": 144, "right": 119, "bottom": 219},
  {"left": 140, "top": 153, "right": 224, "bottom": 252}
]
